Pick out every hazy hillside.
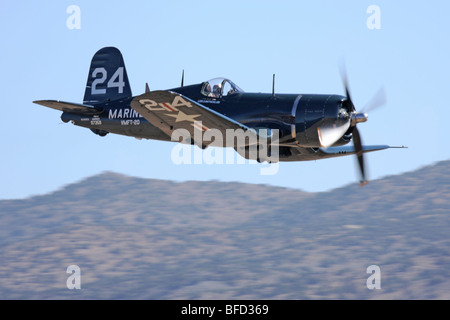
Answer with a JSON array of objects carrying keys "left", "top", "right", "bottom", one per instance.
[{"left": 0, "top": 161, "right": 449, "bottom": 299}]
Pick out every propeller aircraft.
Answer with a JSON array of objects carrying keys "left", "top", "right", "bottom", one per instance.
[{"left": 34, "top": 47, "right": 404, "bottom": 185}]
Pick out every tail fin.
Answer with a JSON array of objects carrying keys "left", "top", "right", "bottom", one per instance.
[{"left": 83, "top": 47, "right": 132, "bottom": 104}]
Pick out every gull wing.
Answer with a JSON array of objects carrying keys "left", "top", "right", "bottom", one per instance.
[{"left": 130, "top": 91, "right": 259, "bottom": 147}]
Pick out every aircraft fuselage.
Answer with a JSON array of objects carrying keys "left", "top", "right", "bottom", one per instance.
[{"left": 62, "top": 83, "right": 350, "bottom": 150}]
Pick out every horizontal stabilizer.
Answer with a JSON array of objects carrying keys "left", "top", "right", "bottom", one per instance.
[{"left": 33, "top": 100, "right": 103, "bottom": 115}]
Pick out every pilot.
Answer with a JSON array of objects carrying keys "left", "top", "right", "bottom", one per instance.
[
  {"left": 213, "top": 84, "right": 222, "bottom": 97},
  {"left": 204, "top": 83, "right": 216, "bottom": 97}
]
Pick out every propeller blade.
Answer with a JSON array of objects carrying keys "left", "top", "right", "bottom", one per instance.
[
  {"left": 352, "top": 126, "right": 368, "bottom": 186},
  {"left": 339, "top": 60, "right": 355, "bottom": 111},
  {"left": 361, "top": 85, "right": 387, "bottom": 113}
]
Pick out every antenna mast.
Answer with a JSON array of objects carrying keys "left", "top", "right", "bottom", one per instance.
[
  {"left": 181, "top": 70, "right": 184, "bottom": 87},
  {"left": 272, "top": 74, "right": 275, "bottom": 97}
]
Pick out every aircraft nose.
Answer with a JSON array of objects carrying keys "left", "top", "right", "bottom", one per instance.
[{"left": 294, "top": 94, "right": 349, "bottom": 148}]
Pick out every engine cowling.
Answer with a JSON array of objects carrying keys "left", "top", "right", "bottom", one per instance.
[{"left": 294, "top": 94, "right": 352, "bottom": 148}]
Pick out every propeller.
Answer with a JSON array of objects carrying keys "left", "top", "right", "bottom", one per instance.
[{"left": 339, "top": 62, "right": 386, "bottom": 186}]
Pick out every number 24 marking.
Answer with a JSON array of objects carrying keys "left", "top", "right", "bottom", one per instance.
[{"left": 91, "top": 67, "right": 125, "bottom": 95}]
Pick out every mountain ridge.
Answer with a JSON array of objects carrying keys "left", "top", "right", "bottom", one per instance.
[
  {"left": 0, "top": 159, "right": 449, "bottom": 299},
  {"left": 21, "top": 158, "right": 450, "bottom": 201}
]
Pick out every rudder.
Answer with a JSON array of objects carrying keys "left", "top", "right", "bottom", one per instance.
[{"left": 83, "top": 47, "right": 132, "bottom": 104}]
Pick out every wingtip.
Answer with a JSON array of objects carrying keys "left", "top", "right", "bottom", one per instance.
[{"left": 32, "top": 100, "right": 48, "bottom": 106}]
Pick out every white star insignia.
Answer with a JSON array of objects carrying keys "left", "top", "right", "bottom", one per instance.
[{"left": 166, "top": 111, "right": 201, "bottom": 123}]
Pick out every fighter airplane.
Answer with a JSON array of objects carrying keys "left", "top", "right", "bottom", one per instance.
[{"left": 34, "top": 47, "right": 404, "bottom": 185}]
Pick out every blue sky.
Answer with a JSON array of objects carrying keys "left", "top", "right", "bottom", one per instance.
[{"left": 1, "top": 1, "right": 449, "bottom": 199}]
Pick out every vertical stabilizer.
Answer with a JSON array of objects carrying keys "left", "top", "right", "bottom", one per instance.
[{"left": 83, "top": 47, "right": 132, "bottom": 104}]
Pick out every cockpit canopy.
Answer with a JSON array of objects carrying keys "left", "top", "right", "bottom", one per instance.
[{"left": 201, "top": 78, "right": 243, "bottom": 98}]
